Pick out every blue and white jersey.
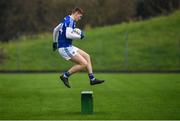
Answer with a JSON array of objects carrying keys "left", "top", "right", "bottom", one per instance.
[{"left": 58, "top": 16, "right": 76, "bottom": 48}]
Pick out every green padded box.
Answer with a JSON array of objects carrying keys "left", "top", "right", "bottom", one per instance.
[{"left": 81, "top": 91, "right": 93, "bottom": 114}]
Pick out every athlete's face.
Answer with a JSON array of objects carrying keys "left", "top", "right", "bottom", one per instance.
[{"left": 74, "top": 12, "right": 83, "bottom": 21}]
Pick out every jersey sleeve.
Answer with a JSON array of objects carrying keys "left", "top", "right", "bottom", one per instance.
[
  {"left": 66, "top": 27, "right": 81, "bottom": 40},
  {"left": 53, "top": 24, "right": 61, "bottom": 43},
  {"left": 65, "top": 17, "right": 74, "bottom": 28}
]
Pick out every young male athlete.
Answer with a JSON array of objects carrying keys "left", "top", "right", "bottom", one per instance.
[{"left": 53, "top": 8, "right": 105, "bottom": 88}]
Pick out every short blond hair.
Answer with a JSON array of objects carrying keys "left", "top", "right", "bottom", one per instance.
[{"left": 72, "top": 7, "right": 84, "bottom": 14}]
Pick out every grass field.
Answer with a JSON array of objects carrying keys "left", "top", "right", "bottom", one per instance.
[
  {"left": 0, "top": 73, "right": 180, "bottom": 120},
  {"left": 1, "top": 10, "right": 180, "bottom": 71}
]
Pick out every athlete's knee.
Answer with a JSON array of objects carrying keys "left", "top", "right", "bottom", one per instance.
[
  {"left": 85, "top": 53, "right": 91, "bottom": 61},
  {"left": 80, "top": 60, "right": 88, "bottom": 68},
  {"left": 87, "top": 54, "right": 90, "bottom": 59}
]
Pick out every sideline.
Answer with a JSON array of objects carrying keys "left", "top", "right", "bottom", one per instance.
[{"left": 0, "top": 70, "right": 180, "bottom": 74}]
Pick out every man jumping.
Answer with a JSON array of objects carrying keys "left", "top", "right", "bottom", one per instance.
[{"left": 53, "top": 7, "right": 105, "bottom": 88}]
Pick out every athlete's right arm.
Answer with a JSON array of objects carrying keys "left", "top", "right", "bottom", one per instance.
[{"left": 66, "top": 27, "right": 81, "bottom": 40}]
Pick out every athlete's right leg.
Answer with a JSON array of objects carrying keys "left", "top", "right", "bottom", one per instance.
[
  {"left": 68, "top": 53, "right": 88, "bottom": 75},
  {"left": 67, "top": 53, "right": 105, "bottom": 86},
  {"left": 77, "top": 48, "right": 93, "bottom": 74},
  {"left": 76, "top": 48, "right": 105, "bottom": 85},
  {"left": 59, "top": 46, "right": 104, "bottom": 88}
]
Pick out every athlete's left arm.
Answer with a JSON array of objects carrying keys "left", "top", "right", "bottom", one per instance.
[
  {"left": 53, "top": 24, "right": 60, "bottom": 43},
  {"left": 52, "top": 24, "right": 60, "bottom": 51}
]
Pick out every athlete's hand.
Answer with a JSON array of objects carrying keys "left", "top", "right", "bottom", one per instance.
[
  {"left": 53, "top": 42, "right": 58, "bottom": 51},
  {"left": 80, "top": 31, "right": 85, "bottom": 39}
]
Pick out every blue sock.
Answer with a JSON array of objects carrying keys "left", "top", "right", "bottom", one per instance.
[
  {"left": 89, "top": 73, "right": 95, "bottom": 81},
  {"left": 63, "top": 71, "right": 70, "bottom": 78}
]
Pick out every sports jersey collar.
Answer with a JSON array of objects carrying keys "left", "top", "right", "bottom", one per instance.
[{"left": 69, "top": 15, "right": 75, "bottom": 21}]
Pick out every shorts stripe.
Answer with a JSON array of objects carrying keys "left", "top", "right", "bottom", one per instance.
[{"left": 64, "top": 48, "right": 73, "bottom": 57}]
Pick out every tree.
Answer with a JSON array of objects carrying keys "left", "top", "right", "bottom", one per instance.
[{"left": 136, "top": 0, "right": 180, "bottom": 19}]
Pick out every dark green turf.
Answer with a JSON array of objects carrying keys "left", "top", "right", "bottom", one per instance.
[{"left": 0, "top": 73, "right": 180, "bottom": 119}]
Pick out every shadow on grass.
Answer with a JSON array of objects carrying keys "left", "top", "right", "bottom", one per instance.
[{"left": 61, "top": 111, "right": 109, "bottom": 116}]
